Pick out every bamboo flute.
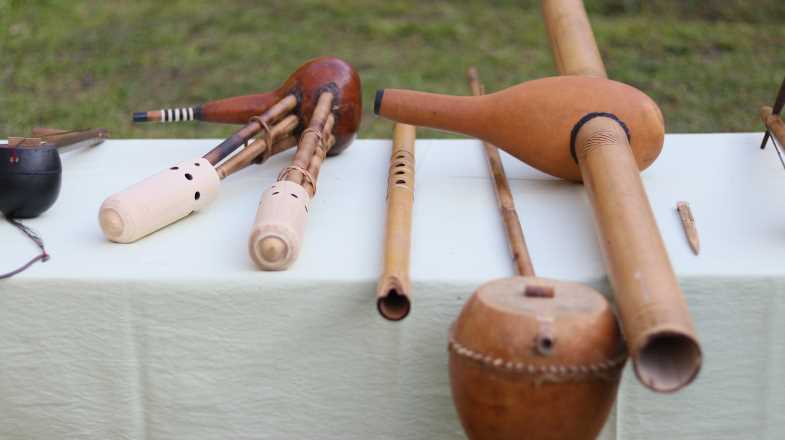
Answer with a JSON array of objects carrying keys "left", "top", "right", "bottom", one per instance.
[
  {"left": 376, "top": 123, "right": 416, "bottom": 320},
  {"left": 466, "top": 68, "right": 534, "bottom": 277},
  {"left": 542, "top": 0, "right": 701, "bottom": 392}
]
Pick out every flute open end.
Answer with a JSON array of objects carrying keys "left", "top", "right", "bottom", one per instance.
[
  {"left": 635, "top": 330, "right": 702, "bottom": 393},
  {"left": 376, "top": 277, "right": 411, "bottom": 321}
]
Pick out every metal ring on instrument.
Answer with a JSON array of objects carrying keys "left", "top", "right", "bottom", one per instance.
[{"left": 277, "top": 165, "right": 317, "bottom": 196}]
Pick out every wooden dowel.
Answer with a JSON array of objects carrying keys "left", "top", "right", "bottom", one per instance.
[
  {"left": 543, "top": 0, "right": 701, "bottom": 393},
  {"left": 377, "top": 123, "right": 416, "bottom": 320},
  {"left": 467, "top": 67, "right": 535, "bottom": 277},
  {"left": 760, "top": 106, "right": 785, "bottom": 149},
  {"left": 202, "top": 94, "right": 297, "bottom": 165},
  {"left": 215, "top": 114, "right": 299, "bottom": 179},
  {"left": 284, "top": 92, "right": 334, "bottom": 185}
]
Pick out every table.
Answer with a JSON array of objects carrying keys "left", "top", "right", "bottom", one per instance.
[{"left": 1, "top": 134, "right": 783, "bottom": 439}]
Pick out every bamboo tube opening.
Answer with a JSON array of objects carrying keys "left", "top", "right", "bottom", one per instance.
[
  {"left": 636, "top": 331, "right": 702, "bottom": 393},
  {"left": 377, "top": 288, "right": 411, "bottom": 321}
]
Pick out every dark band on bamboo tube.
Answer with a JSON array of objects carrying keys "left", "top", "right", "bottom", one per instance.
[{"left": 377, "top": 123, "right": 416, "bottom": 320}]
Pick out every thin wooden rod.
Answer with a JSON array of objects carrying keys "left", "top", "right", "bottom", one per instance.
[
  {"left": 466, "top": 67, "right": 535, "bottom": 277},
  {"left": 202, "top": 94, "right": 297, "bottom": 165}
]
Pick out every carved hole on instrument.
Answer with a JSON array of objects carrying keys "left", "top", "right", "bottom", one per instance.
[
  {"left": 396, "top": 155, "right": 406, "bottom": 160},
  {"left": 636, "top": 332, "right": 702, "bottom": 393},
  {"left": 194, "top": 162, "right": 200, "bottom": 167},
  {"left": 194, "top": 191, "right": 200, "bottom": 200},
  {"left": 184, "top": 173, "right": 193, "bottom": 180},
  {"left": 170, "top": 166, "right": 179, "bottom": 170},
  {"left": 272, "top": 191, "right": 280, "bottom": 196},
  {"left": 291, "top": 193, "right": 298, "bottom": 199},
  {"left": 394, "top": 170, "right": 405, "bottom": 175},
  {"left": 377, "top": 289, "right": 410, "bottom": 321},
  {"left": 395, "top": 179, "right": 406, "bottom": 185},
  {"left": 535, "top": 335, "right": 554, "bottom": 356},
  {"left": 395, "top": 163, "right": 406, "bottom": 168}
]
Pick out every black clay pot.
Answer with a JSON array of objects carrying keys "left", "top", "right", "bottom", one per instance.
[{"left": 0, "top": 144, "right": 62, "bottom": 218}]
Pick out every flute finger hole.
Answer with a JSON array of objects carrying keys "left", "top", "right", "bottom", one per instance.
[
  {"left": 395, "top": 179, "right": 406, "bottom": 185},
  {"left": 394, "top": 170, "right": 406, "bottom": 175},
  {"left": 194, "top": 162, "right": 200, "bottom": 167},
  {"left": 184, "top": 173, "right": 193, "bottom": 180},
  {"left": 170, "top": 166, "right": 179, "bottom": 170},
  {"left": 194, "top": 192, "right": 200, "bottom": 200}
]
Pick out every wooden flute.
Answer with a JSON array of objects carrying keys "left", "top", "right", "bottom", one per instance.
[{"left": 376, "top": 123, "right": 416, "bottom": 321}]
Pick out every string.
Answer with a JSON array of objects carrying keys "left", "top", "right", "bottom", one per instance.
[{"left": 0, "top": 215, "right": 50, "bottom": 280}]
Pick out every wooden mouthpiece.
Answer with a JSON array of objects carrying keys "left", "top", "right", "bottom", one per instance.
[
  {"left": 377, "top": 123, "right": 416, "bottom": 321},
  {"left": 99, "top": 157, "right": 220, "bottom": 243},
  {"left": 575, "top": 116, "right": 701, "bottom": 392},
  {"left": 760, "top": 106, "right": 785, "bottom": 149},
  {"left": 248, "top": 181, "right": 310, "bottom": 271}
]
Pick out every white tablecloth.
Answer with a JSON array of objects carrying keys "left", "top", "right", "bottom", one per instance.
[{"left": 1, "top": 134, "right": 783, "bottom": 439}]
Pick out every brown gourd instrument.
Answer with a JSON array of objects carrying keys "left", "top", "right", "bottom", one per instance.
[
  {"left": 375, "top": 0, "right": 701, "bottom": 393},
  {"left": 99, "top": 57, "right": 361, "bottom": 244},
  {"left": 376, "top": 123, "right": 416, "bottom": 320},
  {"left": 448, "top": 67, "right": 625, "bottom": 440}
]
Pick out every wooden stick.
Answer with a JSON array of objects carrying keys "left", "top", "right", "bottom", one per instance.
[
  {"left": 760, "top": 106, "right": 785, "bottom": 151},
  {"left": 543, "top": 0, "right": 701, "bottom": 393},
  {"left": 202, "top": 94, "right": 297, "bottom": 165},
  {"left": 215, "top": 114, "right": 299, "bottom": 179},
  {"left": 9, "top": 128, "right": 108, "bottom": 149},
  {"left": 466, "top": 68, "right": 535, "bottom": 277},
  {"left": 376, "top": 123, "right": 416, "bottom": 320},
  {"left": 676, "top": 201, "right": 700, "bottom": 255}
]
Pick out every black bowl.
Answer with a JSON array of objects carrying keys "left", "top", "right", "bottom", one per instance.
[{"left": 0, "top": 144, "right": 62, "bottom": 218}]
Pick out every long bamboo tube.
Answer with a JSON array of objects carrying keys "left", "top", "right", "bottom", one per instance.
[
  {"left": 376, "top": 123, "right": 416, "bottom": 320},
  {"left": 542, "top": 0, "right": 701, "bottom": 392}
]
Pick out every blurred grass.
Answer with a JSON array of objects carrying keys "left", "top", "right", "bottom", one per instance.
[{"left": 1, "top": 0, "right": 784, "bottom": 139}]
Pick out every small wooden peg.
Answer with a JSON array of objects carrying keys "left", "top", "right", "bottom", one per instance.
[{"left": 676, "top": 201, "right": 700, "bottom": 255}]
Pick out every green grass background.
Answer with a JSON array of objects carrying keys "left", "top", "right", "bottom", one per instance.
[{"left": 1, "top": 0, "right": 784, "bottom": 139}]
